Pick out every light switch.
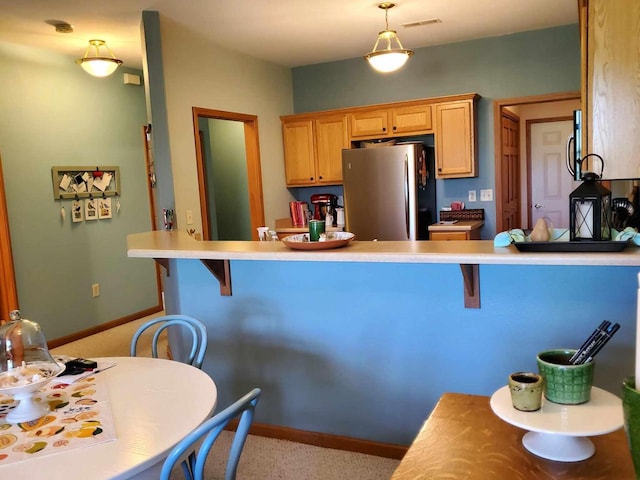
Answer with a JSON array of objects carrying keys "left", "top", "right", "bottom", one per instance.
[
  {"left": 480, "top": 189, "right": 494, "bottom": 202},
  {"left": 186, "top": 210, "right": 194, "bottom": 225},
  {"left": 468, "top": 190, "right": 476, "bottom": 202}
]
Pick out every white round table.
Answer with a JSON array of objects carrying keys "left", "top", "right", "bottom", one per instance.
[
  {"left": 490, "top": 385, "right": 623, "bottom": 462},
  {"left": 0, "top": 357, "right": 217, "bottom": 479}
]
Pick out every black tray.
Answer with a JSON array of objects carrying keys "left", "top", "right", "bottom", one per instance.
[{"left": 514, "top": 240, "right": 629, "bottom": 252}]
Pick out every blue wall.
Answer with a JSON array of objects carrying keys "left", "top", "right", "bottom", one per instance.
[
  {"left": 0, "top": 41, "right": 158, "bottom": 339},
  {"left": 164, "top": 258, "right": 635, "bottom": 445},
  {"left": 290, "top": 25, "right": 581, "bottom": 238}
]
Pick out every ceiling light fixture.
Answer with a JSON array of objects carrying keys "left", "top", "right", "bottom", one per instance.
[
  {"left": 75, "top": 39, "right": 123, "bottom": 77},
  {"left": 364, "top": 3, "right": 414, "bottom": 73}
]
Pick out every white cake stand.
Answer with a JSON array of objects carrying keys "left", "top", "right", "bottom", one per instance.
[
  {"left": 0, "top": 362, "right": 64, "bottom": 423},
  {"left": 490, "top": 386, "right": 623, "bottom": 462}
]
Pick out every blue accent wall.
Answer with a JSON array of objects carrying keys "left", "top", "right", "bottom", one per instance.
[
  {"left": 290, "top": 25, "right": 581, "bottom": 238},
  {"left": 164, "top": 258, "right": 635, "bottom": 445},
  {"left": 0, "top": 41, "right": 158, "bottom": 339}
]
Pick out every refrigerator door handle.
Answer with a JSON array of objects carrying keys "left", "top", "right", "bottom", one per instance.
[{"left": 404, "top": 154, "right": 410, "bottom": 239}]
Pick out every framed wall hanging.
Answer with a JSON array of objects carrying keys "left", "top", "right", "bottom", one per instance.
[{"left": 52, "top": 166, "right": 120, "bottom": 199}]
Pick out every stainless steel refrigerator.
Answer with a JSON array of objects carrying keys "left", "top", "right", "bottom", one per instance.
[{"left": 342, "top": 143, "right": 436, "bottom": 240}]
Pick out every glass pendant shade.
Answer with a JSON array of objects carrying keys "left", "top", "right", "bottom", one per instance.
[
  {"left": 76, "top": 39, "right": 123, "bottom": 77},
  {"left": 569, "top": 172, "right": 612, "bottom": 241},
  {"left": 365, "top": 30, "right": 413, "bottom": 72},
  {"left": 364, "top": 3, "right": 414, "bottom": 73}
]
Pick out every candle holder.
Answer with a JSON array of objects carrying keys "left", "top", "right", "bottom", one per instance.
[{"left": 569, "top": 154, "right": 611, "bottom": 241}]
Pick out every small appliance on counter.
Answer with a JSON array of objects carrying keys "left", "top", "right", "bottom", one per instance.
[{"left": 310, "top": 193, "right": 339, "bottom": 226}]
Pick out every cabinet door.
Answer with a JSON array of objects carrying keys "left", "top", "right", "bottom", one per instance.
[
  {"left": 391, "top": 105, "right": 433, "bottom": 135},
  {"left": 430, "top": 231, "right": 469, "bottom": 240},
  {"left": 349, "top": 110, "right": 389, "bottom": 138},
  {"left": 282, "top": 120, "right": 316, "bottom": 186},
  {"left": 585, "top": 0, "right": 640, "bottom": 179},
  {"left": 315, "top": 115, "right": 349, "bottom": 184},
  {"left": 435, "top": 101, "right": 477, "bottom": 178}
]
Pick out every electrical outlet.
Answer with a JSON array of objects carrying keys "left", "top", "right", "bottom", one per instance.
[
  {"left": 91, "top": 283, "right": 100, "bottom": 298},
  {"left": 186, "top": 209, "right": 194, "bottom": 225},
  {"left": 480, "top": 189, "right": 494, "bottom": 202},
  {"left": 468, "top": 190, "right": 476, "bottom": 202}
]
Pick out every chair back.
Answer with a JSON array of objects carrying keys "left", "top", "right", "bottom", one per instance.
[
  {"left": 130, "top": 314, "right": 208, "bottom": 368},
  {"left": 160, "top": 388, "right": 261, "bottom": 480}
]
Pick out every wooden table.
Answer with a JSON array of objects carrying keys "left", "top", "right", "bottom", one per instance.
[
  {"left": 0, "top": 357, "right": 217, "bottom": 480},
  {"left": 391, "top": 392, "right": 635, "bottom": 480}
]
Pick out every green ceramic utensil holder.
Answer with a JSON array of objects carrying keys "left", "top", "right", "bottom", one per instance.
[
  {"left": 623, "top": 377, "right": 640, "bottom": 479},
  {"left": 536, "top": 349, "right": 594, "bottom": 405}
]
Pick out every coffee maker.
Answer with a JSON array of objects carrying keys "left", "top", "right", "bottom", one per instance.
[{"left": 310, "top": 193, "right": 338, "bottom": 225}]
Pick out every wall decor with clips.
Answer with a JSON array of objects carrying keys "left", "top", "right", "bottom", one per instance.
[{"left": 52, "top": 166, "right": 120, "bottom": 200}]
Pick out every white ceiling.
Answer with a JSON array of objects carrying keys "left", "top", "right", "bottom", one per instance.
[{"left": 0, "top": 0, "right": 578, "bottom": 70}]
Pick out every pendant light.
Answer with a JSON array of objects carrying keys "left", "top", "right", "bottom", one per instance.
[
  {"left": 76, "top": 39, "right": 123, "bottom": 77},
  {"left": 364, "top": 3, "right": 414, "bottom": 73}
]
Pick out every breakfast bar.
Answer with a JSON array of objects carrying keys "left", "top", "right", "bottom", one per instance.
[{"left": 127, "top": 231, "right": 640, "bottom": 447}]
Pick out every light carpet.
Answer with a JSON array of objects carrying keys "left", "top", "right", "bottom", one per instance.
[{"left": 51, "top": 314, "right": 400, "bottom": 479}]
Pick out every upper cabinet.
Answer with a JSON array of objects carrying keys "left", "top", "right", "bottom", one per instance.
[
  {"left": 434, "top": 99, "right": 477, "bottom": 178},
  {"left": 581, "top": 0, "right": 640, "bottom": 179},
  {"left": 281, "top": 114, "right": 349, "bottom": 187},
  {"left": 350, "top": 104, "right": 433, "bottom": 139},
  {"left": 281, "top": 93, "right": 479, "bottom": 186}
]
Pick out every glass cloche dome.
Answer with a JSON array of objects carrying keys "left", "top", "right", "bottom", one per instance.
[
  {"left": 0, "top": 310, "right": 63, "bottom": 423},
  {"left": 0, "top": 310, "right": 58, "bottom": 372}
]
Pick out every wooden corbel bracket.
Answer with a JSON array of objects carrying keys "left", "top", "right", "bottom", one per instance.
[
  {"left": 459, "top": 264, "right": 480, "bottom": 308},
  {"left": 154, "top": 258, "right": 170, "bottom": 277},
  {"left": 200, "top": 259, "right": 232, "bottom": 296}
]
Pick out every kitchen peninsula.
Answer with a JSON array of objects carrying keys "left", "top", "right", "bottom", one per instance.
[{"left": 127, "top": 231, "right": 640, "bottom": 447}]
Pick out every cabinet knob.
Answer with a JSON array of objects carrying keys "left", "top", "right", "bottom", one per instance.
[
  {"left": 319, "top": 176, "right": 323, "bottom": 179},
  {"left": 310, "top": 177, "right": 314, "bottom": 181},
  {"left": 393, "top": 126, "right": 397, "bottom": 131},
  {"left": 382, "top": 127, "right": 386, "bottom": 132}
]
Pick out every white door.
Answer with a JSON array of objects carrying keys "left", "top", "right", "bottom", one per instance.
[{"left": 530, "top": 120, "right": 575, "bottom": 230}]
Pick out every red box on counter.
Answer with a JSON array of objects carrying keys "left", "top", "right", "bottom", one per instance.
[{"left": 289, "top": 201, "right": 308, "bottom": 227}]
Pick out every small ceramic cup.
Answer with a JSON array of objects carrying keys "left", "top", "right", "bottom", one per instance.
[
  {"left": 508, "top": 372, "right": 543, "bottom": 411},
  {"left": 537, "top": 349, "right": 594, "bottom": 404},
  {"left": 308, "top": 220, "right": 325, "bottom": 242}
]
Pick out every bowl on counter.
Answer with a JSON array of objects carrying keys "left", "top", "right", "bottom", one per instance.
[{"left": 281, "top": 232, "right": 355, "bottom": 251}]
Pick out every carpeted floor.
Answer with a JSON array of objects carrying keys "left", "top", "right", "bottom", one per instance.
[{"left": 50, "top": 314, "right": 400, "bottom": 480}]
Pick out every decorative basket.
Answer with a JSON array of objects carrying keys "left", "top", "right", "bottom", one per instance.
[{"left": 440, "top": 209, "right": 485, "bottom": 221}]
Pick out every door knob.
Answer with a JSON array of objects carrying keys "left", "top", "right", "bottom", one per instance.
[{"left": 534, "top": 203, "right": 544, "bottom": 209}]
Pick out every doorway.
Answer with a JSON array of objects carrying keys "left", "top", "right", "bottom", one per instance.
[
  {"left": 0, "top": 154, "right": 18, "bottom": 323},
  {"left": 527, "top": 118, "right": 574, "bottom": 230},
  {"left": 192, "top": 108, "right": 265, "bottom": 241},
  {"left": 494, "top": 92, "right": 581, "bottom": 232}
]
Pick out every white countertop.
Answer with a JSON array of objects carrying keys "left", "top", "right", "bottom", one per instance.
[{"left": 127, "top": 230, "right": 640, "bottom": 266}]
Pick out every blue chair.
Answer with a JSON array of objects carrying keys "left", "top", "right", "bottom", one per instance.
[
  {"left": 160, "top": 388, "right": 261, "bottom": 480},
  {"left": 130, "top": 314, "right": 208, "bottom": 369}
]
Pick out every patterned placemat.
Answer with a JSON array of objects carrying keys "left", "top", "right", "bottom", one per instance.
[{"left": 0, "top": 374, "right": 116, "bottom": 465}]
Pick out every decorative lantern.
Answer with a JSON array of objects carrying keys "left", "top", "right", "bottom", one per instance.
[{"left": 569, "top": 169, "right": 611, "bottom": 241}]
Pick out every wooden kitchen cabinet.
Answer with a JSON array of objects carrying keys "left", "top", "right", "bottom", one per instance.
[
  {"left": 434, "top": 99, "right": 477, "bottom": 178},
  {"left": 581, "top": 0, "right": 640, "bottom": 179},
  {"left": 350, "top": 104, "right": 432, "bottom": 139},
  {"left": 281, "top": 93, "right": 479, "bottom": 186},
  {"left": 428, "top": 220, "right": 483, "bottom": 240},
  {"left": 281, "top": 114, "right": 349, "bottom": 186}
]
